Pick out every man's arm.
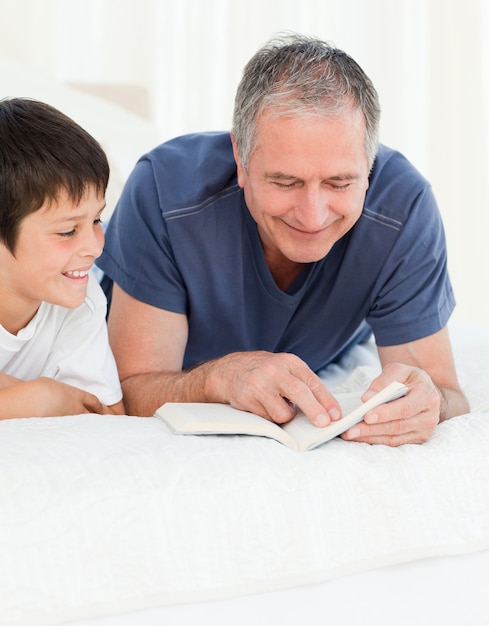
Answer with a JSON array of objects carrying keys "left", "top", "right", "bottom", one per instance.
[
  {"left": 107, "top": 284, "right": 342, "bottom": 424},
  {"left": 377, "top": 326, "right": 469, "bottom": 422},
  {"left": 341, "top": 326, "right": 469, "bottom": 446},
  {"left": 107, "top": 283, "right": 190, "bottom": 416}
]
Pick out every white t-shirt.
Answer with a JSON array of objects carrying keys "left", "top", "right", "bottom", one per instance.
[{"left": 0, "top": 272, "right": 122, "bottom": 406}]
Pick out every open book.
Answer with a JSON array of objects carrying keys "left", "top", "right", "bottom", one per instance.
[{"left": 155, "top": 381, "right": 407, "bottom": 452}]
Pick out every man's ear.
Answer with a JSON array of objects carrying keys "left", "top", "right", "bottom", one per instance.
[{"left": 230, "top": 131, "right": 246, "bottom": 188}]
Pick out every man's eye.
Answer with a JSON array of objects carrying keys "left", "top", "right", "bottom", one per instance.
[
  {"left": 330, "top": 183, "right": 351, "bottom": 191},
  {"left": 273, "top": 181, "right": 297, "bottom": 189}
]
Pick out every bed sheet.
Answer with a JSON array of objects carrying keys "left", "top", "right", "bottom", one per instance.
[
  {"left": 73, "top": 548, "right": 489, "bottom": 626},
  {"left": 1, "top": 320, "right": 488, "bottom": 626}
]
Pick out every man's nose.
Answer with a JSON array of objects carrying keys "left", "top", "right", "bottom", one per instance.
[{"left": 296, "top": 187, "right": 329, "bottom": 230}]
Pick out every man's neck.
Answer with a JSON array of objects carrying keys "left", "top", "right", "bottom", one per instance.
[{"left": 265, "top": 254, "right": 306, "bottom": 292}]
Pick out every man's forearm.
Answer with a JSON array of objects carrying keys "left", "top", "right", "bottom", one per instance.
[
  {"left": 121, "top": 363, "right": 216, "bottom": 417},
  {"left": 120, "top": 349, "right": 342, "bottom": 424}
]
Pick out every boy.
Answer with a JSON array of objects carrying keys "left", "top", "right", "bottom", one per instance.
[{"left": 0, "top": 97, "right": 124, "bottom": 418}]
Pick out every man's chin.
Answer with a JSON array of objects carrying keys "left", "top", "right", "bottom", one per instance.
[{"left": 286, "top": 245, "right": 335, "bottom": 264}]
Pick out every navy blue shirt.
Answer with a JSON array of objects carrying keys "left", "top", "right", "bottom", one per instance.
[{"left": 98, "top": 132, "right": 455, "bottom": 371}]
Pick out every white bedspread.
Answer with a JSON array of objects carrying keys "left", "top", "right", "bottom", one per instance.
[{"left": 1, "top": 321, "right": 489, "bottom": 626}]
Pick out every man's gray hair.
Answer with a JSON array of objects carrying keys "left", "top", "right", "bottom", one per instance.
[{"left": 232, "top": 33, "right": 381, "bottom": 170}]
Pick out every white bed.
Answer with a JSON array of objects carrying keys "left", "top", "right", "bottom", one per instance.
[{"left": 1, "top": 319, "right": 489, "bottom": 626}]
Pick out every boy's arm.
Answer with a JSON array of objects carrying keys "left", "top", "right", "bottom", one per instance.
[
  {"left": 103, "top": 400, "right": 126, "bottom": 415},
  {"left": 0, "top": 378, "right": 108, "bottom": 419},
  {"left": 0, "top": 372, "right": 21, "bottom": 389},
  {"left": 1, "top": 373, "right": 124, "bottom": 416}
]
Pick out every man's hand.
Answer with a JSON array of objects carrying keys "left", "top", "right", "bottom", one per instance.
[
  {"left": 341, "top": 363, "right": 442, "bottom": 446},
  {"left": 342, "top": 328, "right": 470, "bottom": 446},
  {"left": 206, "top": 350, "right": 342, "bottom": 427}
]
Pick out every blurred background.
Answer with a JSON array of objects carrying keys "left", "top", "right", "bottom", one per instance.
[{"left": 1, "top": 0, "right": 488, "bottom": 325}]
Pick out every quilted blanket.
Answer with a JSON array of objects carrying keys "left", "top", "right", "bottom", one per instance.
[{"left": 1, "top": 321, "right": 488, "bottom": 626}]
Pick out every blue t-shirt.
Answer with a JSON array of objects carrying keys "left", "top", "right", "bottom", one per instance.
[{"left": 98, "top": 132, "right": 455, "bottom": 372}]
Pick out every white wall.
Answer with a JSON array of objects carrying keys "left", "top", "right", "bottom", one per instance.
[{"left": 1, "top": 0, "right": 488, "bottom": 325}]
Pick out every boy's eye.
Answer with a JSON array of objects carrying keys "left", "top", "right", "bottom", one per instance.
[{"left": 58, "top": 219, "right": 102, "bottom": 237}]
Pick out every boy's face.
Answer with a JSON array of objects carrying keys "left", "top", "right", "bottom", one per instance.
[{"left": 0, "top": 186, "right": 105, "bottom": 332}]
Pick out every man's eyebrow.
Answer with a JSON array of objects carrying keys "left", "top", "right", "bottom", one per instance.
[
  {"left": 327, "top": 173, "right": 359, "bottom": 181},
  {"left": 264, "top": 172, "right": 300, "bottom": 181},
  {"left": 264, "top": 172, "right": 360, "bottom": 182}
]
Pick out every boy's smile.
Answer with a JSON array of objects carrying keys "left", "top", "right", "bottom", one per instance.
[{"left": 0, "top": 186, "right": 105, "bottom": 335}]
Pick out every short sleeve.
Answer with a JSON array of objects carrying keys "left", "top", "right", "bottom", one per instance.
[
  {"left": 366, "top": 184, "right": 455, "bottom": 345},
  {"left": 98, "top": 159, "right": 188, "bottom": 313}
]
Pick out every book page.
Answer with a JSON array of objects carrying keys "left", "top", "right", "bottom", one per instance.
[{"left": 155, "top": 402, "right": 298, "bottom": 449}]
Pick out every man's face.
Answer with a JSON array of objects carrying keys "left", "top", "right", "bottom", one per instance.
[{"left": 232, "top": 108, "right": 371, "bottom": 269}]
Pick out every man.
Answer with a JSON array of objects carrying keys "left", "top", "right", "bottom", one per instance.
[{"left": 98, "top": 34, "right": 468, "bottom": 444}]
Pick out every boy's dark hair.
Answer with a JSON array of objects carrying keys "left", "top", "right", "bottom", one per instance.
[{"left": 0, "top": 97, "right": 110, "bottom": 253}]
